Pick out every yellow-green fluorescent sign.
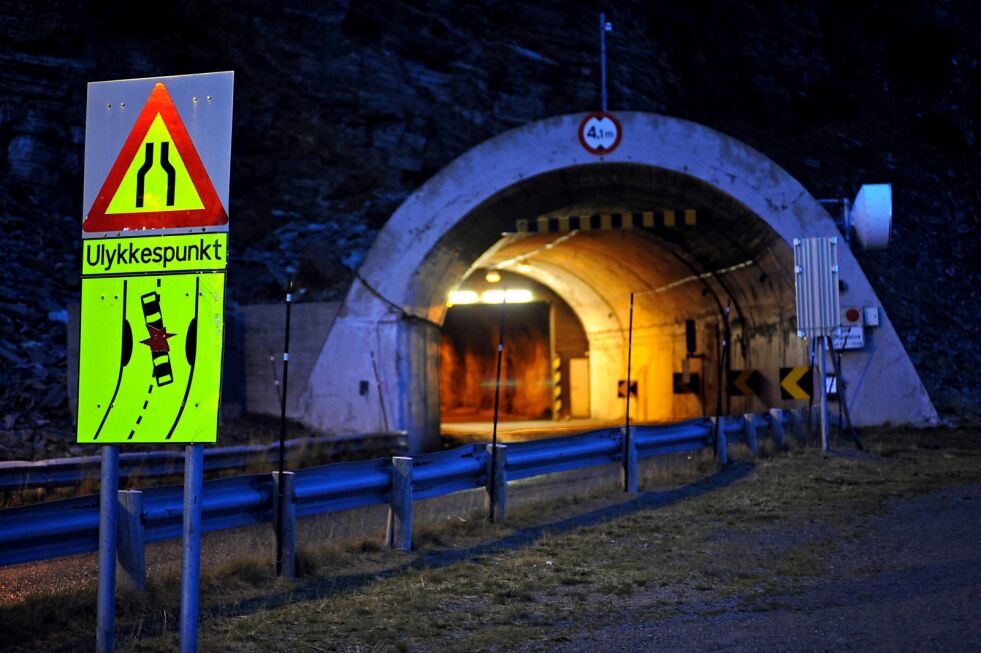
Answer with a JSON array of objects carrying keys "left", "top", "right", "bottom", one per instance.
[
  {"left": 77, "top": 269, "right": 225, "bottom": 443},
  {"left": 82, "top": 234, "right": 228, "bottom": 276}
]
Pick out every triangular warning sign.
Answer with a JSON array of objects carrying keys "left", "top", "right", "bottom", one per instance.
[{"left": 84, "top": 83, "right": 227, "bottom": 232}]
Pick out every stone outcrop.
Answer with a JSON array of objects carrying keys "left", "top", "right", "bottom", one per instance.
[{"left": 0, "top": 1, "right": 976, "bottom": 456}]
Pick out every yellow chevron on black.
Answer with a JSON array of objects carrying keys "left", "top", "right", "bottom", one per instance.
[
  {"left": 515, "top": 210, "right": 700, "bottom": 234},
  {"left": 552, "top": 355, "right": 562, "bottom": 419}
]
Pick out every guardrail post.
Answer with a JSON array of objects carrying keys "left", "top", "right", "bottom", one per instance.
[
  {"left": 272, "top": 471, "right": 297, "bottom": 577},
  {"left": 792, "top": 408, "right": 806, "bottom": 443},
  {"left": 743, "top": 414, "right": 758, "bottom": 458},
  {"left": 713, "top": 417, "right": 728, "bottom": 465},
  {"left": 621, "top": 428, "right": 638, "bottom": 493},
  {"left": 485, "top": 444, "right": 508, "bottom": 522},
  {"left": 768, "top": 409, "right": 787, "bottom": 448},
  {"left": 386, "top": 457, "right": 413, "bottom": 551},
  {"left": 117, "top": 489, "right": 146, "bottom": 592}
]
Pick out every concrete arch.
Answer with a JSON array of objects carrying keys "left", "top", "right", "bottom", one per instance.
[{"left": 304, "top": 112, "right": 937, "bottom": 451}]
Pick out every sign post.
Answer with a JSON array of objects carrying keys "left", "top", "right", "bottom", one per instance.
[{"left": 79, "top": 72, "right": 233, "bottom": 653}]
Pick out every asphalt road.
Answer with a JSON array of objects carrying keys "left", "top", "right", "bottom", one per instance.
[{"left": 536, "top": 482, "right": 981, "bottom": 652}]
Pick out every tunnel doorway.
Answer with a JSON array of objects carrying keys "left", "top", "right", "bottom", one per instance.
[
  {"left": 439, "top": 270, "right": 589, "bottom": 425},
  {"left": 304, "top": 112, "right": 937, "bottom": 452}
]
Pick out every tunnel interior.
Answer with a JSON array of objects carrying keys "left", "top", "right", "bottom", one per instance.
[
  {"left": 420, "top": 162, "right": 803, "bottom": 431},
  {"left": 439, "top": 270, "right": 588, "bottom": 423}
]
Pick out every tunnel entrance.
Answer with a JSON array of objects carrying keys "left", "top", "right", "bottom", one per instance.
[
  {"left": 439, "top": 270, "right": 589, "bottom": 424},
  {"left": 304, "top": 112, "right": 937, "bottom": 452}
]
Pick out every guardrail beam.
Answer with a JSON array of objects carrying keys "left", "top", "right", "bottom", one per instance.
[{"left": 387, "top": 457, "right": 413, "bottom": 551}]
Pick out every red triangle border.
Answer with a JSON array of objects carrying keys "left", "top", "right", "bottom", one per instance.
[{"left": 84, "top": 83, "right": 228, "bottom": 232}]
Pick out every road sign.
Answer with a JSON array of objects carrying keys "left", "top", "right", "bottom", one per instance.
[
  {"left": 832, "top": 325, "right": 865, "bottom": 350},
  {"left": 77, "top": 272, "right": 225, "bottom": 443},
  {"left": 672, "top": 373, "right": 700, "bottom": 394},
  {"left": 578, "top": 111, "right": 622, "bottom": 155},
  {"left": 78, "top": 72, "right": 232, "bottom": 444},
  {"left": 83, "top": 72, "right": 233, "bottom": 237},
  {"left": 793, "top": 237, "right": 840, "bottom": 337},
  {"left": 727, "top": 369, "right": 762, "bottom": 397},
  {"left": 618, "top": 379, "right": 638, "bottom": 398},
  {"left": 779, "top": 366, "right": 813, "bottom": 400}
]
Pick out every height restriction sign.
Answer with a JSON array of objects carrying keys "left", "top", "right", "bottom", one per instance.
[{"left": 77, "top": 72, "right": 233, "bottom": 444}]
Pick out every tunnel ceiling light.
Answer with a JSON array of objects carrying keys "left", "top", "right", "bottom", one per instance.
[
  {"left": 485, "top": 270, "right": 502, "bottom": 283},
  {"left": 482, "top": 289, "right": 534, "bottom": 304},
  {"left": 517, "top": 263, "right": 532, "bottom": 273},
  {"left": 448, "top": 290, "right": 479, "bottom": 305}
]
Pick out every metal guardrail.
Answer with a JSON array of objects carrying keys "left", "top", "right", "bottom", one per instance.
[
  {"left": 0, "top": 432, "right": 407, "bottom": 491},
  {"left": 0, "top": 411, "right": 801, "bottom": 569}
]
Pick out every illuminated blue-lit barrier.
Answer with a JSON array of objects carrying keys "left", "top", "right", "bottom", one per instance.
[
  {"left": 0, "top": 432, "right": 407, "bottom": 491},
  {"left": 0, "top": 411, "right": 802, "bottom": 581}
]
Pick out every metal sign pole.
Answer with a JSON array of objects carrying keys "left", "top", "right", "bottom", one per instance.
[
  {"left": 599, "top": 13, "right": 612, "bottom": 112},
  {"left": 489, "top": 294, "right": 506, "bottom": 522},
  {"left": 179, "top": 443, "right": 204, "bottom": 653},
  {"left": 96, "top": 444, "right": 119, "bottom": 653},
  {"left": 818, "top": 337, "right": 829, "bottom": 452},
  {"left": 623, "top": 293, "right": 634, "bottom": 490},
  {"left": 276, "top": 281, "right": 293, "bottom": 575}
]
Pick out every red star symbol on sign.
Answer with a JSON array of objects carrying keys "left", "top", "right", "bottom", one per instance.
[{"left": 141, "top": 324, "right": 176, "bottom": 353}]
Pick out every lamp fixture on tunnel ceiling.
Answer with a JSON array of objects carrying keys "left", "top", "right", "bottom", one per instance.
[
  {"left": 482, "top": 289, "right": 533, "bottom": 304},
  {"left": 485, "top": 270, "right": 502, "bottom": 283},
  {"left": 447, "top": 288, "right": 534, "bottom": 306}
]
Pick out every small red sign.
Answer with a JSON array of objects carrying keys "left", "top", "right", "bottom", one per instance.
[{"left": 578, "top": 112, "right": 622, "bottom": 155}]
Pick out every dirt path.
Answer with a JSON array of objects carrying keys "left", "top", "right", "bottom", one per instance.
[{"left": 550, "top": 482, "right": 981, "bottom": 652}]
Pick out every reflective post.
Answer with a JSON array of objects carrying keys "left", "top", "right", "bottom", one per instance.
[
  {"left": 180, "top": 444, "right": 204, "bottom": 653},
  {"left": 97, "top": 445, "right": 119, "bottom": 653}
]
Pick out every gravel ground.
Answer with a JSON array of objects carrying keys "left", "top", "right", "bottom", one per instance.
[{"left": 546, "top": 482, "right": 981, "bottom": 652}]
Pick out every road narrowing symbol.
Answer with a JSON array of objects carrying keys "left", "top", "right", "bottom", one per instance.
[{"left": 84, "top": 82, "right": 228, "bottom": 233}]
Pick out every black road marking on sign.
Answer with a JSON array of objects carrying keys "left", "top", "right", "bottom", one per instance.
[
  {"left": 128, "top": 384, "right": 154, "bottom": 440},
  {"left": 94, "top": 280, "right": 128, "bottom": 440},
  {"left": 135, "top": 142, "right": 177, "bottom": 208},
  {"left": 166, "top": 276, "right": 200, "bottom": 440},
  {"left": 160, "top": 142, "right": 176, "bottom": 206},
  {"left": 136, "top": 143, "right": 154, "bottom": 208}
]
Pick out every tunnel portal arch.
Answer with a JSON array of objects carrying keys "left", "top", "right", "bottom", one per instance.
[{"left": 303, "top": 112, "right": 936, "bottom": 452}]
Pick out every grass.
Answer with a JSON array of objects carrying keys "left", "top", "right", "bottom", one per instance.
[{"left": 1, "top": 427, "right": 979, "bottom": 652}]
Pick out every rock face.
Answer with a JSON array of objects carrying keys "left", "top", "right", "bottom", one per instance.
[{"left": 0, "top": 0, "right": 977, "bottom": 455}]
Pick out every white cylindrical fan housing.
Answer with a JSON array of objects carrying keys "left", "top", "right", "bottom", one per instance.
[{"left": 851, "top": 183, "right": 892, "bottom": 250}]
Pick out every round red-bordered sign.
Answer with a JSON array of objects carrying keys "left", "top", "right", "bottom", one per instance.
[{"left": 578, "top": 111, "right": 622, "bottom": 155}]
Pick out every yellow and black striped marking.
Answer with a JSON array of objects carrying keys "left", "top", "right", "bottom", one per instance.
[
  {"left": 552, "top": 355, "right": 562, "bottom": 419},
  {"left": 516, "top": 210, "right": 699, "bottom": 234}
]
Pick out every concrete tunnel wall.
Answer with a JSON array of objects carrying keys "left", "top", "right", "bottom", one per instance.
[{"left": 302, "top": 112, "right": 938, "bottom": 452}]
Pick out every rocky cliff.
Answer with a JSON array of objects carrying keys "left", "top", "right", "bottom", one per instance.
[{"left": 0, "top": 0, "right": 977, "bottom": 457}]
